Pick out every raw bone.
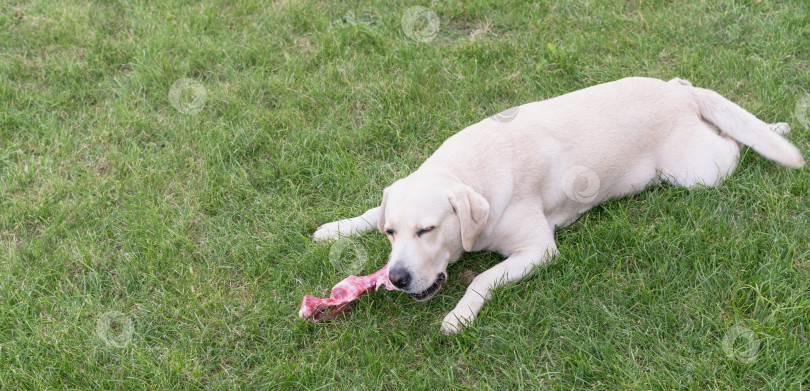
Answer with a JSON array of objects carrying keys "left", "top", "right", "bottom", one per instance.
[{"left": 298, "top": 265, "right": 395, "bottom": 321}]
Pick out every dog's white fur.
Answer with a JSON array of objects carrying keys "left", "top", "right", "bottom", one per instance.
[{"left": 313, "top": 77, "right": 805, "bottom": 334}]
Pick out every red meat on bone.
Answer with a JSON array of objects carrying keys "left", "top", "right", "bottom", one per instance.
[{"left": 299, "top": 265, "right": 395, "bottom": 321}]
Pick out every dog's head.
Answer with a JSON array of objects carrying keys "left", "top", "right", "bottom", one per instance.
[{"left": 378, "top": 176, "right": 489, "bottom": 301}]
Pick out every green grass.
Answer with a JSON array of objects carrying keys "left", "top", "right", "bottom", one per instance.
[{"left": 1, "top": 0, "right": 809, "bottom": 389}]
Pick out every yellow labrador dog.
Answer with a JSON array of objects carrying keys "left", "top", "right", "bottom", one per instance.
[{"left": 313, "top": 77, "right": 805, "bottom": 334}]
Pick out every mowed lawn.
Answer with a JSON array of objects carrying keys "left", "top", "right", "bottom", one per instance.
[{"left": 1, "top": 0, "right": 809, "bottom": 389}]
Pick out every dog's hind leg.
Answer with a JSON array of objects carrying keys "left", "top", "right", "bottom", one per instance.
[
  {"left": 769, "top": 122, "right": 791, "bottom": 136},
  {"left": 668, "top": 77, "right": 693, "bottom": 86},
  {"left": 312, "top": 206, "right": 380, "bottom": 242},
  {"left": 657, "top": 117, "right": 801, "bottom": 189},
  {"left": 657, "top": 120, "right": 741, "bottom": 188},
  {"left": 688, "top": 86, "right": 805, "bottom": 169}
]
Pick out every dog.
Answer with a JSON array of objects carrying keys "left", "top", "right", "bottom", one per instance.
[{"left": 312, "top": 77, "right": 805, "bottom": 334}]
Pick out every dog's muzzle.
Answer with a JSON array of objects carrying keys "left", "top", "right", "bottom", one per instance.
[{"left": 409, "top": 273, "right": 446, "bottom": 301}]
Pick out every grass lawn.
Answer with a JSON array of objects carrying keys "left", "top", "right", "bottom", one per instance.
[{"left": 2, "top": 0, "right": 809, "bottom": 389}]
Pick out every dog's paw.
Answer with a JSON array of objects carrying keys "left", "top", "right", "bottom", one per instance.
[
  {"left": 769, "top": 122, "right": 790, "bottom": 135},
  {"left": 441, "top": 307, "right": 476, "bottom": 335},
  {"left": 668, "top": 77, "right": 692, "bottom": 87},
  {"left": 312, "top": 221, "right": 345, "bottom": 242}
]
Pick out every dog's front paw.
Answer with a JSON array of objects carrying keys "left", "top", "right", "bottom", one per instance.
[
  {"left": 312, "top": 221, "right": 344, "bottom": 242},
  {"left": 441, "top": 307, "right": 476, "bottom": 335}
]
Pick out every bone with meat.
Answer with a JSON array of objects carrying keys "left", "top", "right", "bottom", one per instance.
[{"left": 298, "top": 265, "right": 395, "bottom": 321}]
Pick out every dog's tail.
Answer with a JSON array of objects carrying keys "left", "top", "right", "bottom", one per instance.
[{"left": 686, "top": 85, "right": 805, "bottom": 169}]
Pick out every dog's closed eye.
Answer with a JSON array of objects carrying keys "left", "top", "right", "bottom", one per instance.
[{"left": 416, "top": 226, "right": 435, "bottom": 237}]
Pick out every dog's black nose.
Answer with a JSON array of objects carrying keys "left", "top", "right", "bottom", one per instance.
[{"left": 388, "top": 267, "right": 411, "bottom": 289}]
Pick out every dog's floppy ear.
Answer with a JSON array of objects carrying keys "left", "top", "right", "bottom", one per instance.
[
  {"left": 449, "top": 184, "right": 489, "bottom": 252},
  {"left": 377, "top": 186, "right": 390, "bottom": 234}
]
